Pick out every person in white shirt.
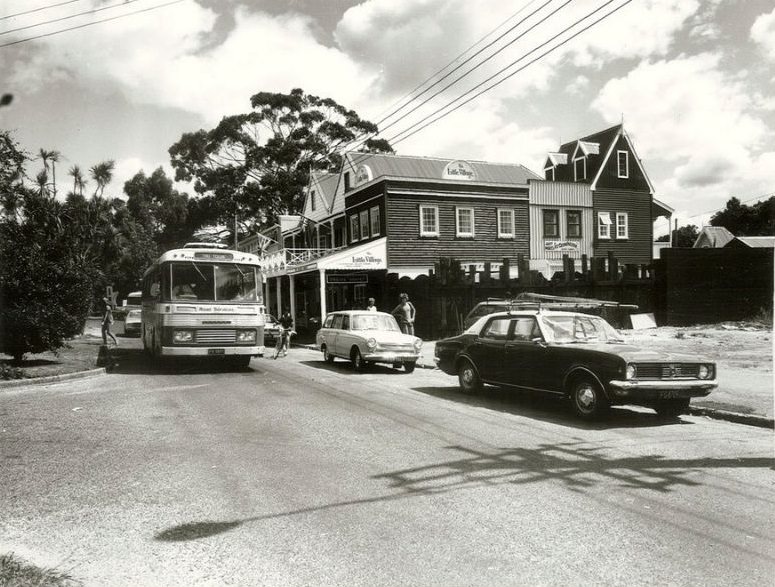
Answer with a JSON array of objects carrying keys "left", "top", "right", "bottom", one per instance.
[{"left": 366, "top": 298, "right": 377, "bottom": 312}]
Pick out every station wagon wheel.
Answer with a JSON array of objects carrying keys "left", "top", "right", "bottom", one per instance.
[
  {"left": 570, "top": 378, "right": 609, "bottom": 420},
  {"left": 323, "top": 346, "right": 335, "bottom": 364},
  {"left": 654, "top": 398, "right": 690, "bottom": 419},
  {"left": 458, "top": 359, "right": 481, "bottom": 394},
  {"left": 351, "top": 348, "right": 366, "bottom": 371}
]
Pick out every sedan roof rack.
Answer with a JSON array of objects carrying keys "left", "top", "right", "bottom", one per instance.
[{"left": 509, "top": 292, "right": 639, "bottom": 312}]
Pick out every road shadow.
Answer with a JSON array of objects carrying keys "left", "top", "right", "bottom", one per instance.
[
  {"left": 299, "top": 359, "right": 413, "bottom": 376},
  {"left": 154, "top": 442, "right": 773, "bottom": 543},
  {"left": 100, "top": 347, "right": 266, "bottom": 376},
  {"left": 410, "top": 384, "right": 694, "bottom": 430}
]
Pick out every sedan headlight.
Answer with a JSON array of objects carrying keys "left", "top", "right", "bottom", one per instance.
[
  {"left": 413, "top": 338, "right": 423, "bottom": 350},
  {"left": 173, "top": 330, "right": 193, "bottom": 343},
  {"left": 626, "top": 364, "right": 637, "bottom": 379},
  {"left": 366, "top": 338, "right": 378, "bottom": 350},
  {"left": 237, "top": 330, "right": 256, "bottom": 343},
  {"left": 698, "top": 364, "right": 712, "bottom": 379}
]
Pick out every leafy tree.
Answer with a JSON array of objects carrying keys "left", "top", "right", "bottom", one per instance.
[
  {"left": 69, "top": 164, "right": 86, "bottom": 196},
  {"left": 711, "top": 196, "right": 775, "bottom": 236},
  {"left": 38, "top": 149, "right": 60, "bottom": 198},
  {"left": 169, "top": 88, "right": 393, "bottom": 235},
  {"left": 0, "top": 188, "right": 96, "bottom": 363},
  {"left": 656, "top": 224, "right": 699, "bottom": 248},
  {"left": 0, "top": 130, "right": 26, "bottom": 220}
]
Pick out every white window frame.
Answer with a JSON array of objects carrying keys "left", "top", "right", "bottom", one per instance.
[
  {"left": 419, "top": 205, "right": 439, "bottom": 237},
  {"left": 617, "top": 151, "right": 629, "bottom": 179},
  {"left": 574, "top": 157, "right": 586, "bottom": 181},
  {"left": 370, "top": 205, "right": 380, "bottom": 237},
  {"left": 497, "top": 208, "right": 515, "bottom": 239},
  {"left": 543, "top": 209, "right": 560, "bottom": 238},
  {"left": 456, "top": 207, "right": 475, "bottom": 238},
  {"left": 616, "top": 212, "right": 629, "bottom": 239},
  {"left": 349, "top": 214, "right": 359, "bottom": 242},
  {"left": 598, "top": 211, "right": 612, "bottom": 239},
  {"left": 544, "top": 166, "right": 555, "bottom": 181},
  {"left": 359, "top": 210, "right": 370, "bottom": 241},
  {"left": 566, "top": 210, "right": 582, "bottom": 238}
]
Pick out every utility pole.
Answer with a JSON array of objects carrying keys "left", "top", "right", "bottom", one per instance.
[{"left": 672, "top": 218, "right": 678, "bottom": 247}]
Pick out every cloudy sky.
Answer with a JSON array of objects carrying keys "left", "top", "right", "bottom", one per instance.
[{"left": 2, "top": 0, "right": 774, "bottom": 236}]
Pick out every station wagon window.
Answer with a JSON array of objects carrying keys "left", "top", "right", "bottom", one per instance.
[
  {"left": 341, "top": 315, "right": 350, "bottom": 330},
  {"left": 481, "top": 317, "right": 511, "bottom": 340},
  {"left": 497, "top": 209, "right": 515, "bottom": 238},
  {"left": 510, "top": 317, "right": 541, "bottom": 341},
  {"left": 456, "top": 207, "right": 475, "bottom": 237},
  {"left": 543, "top": 209, "right": 559, "bottom": 238},
  {"left": 331, "top": 314, "right": 344, "bottom": 329},
  {"left": 323, "top": 314, "right": 334, "bottom": 328},
  {"left": 419, "top": 205, "right": 439, "bottom": 237},
  {"left": 566, "top": 210, "right": 582, "bottom": 238}
]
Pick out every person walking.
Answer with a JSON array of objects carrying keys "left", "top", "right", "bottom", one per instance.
[
  {"left": 391, "top": 293, "right": 416, "bottom": 335},
  {"left": 366, "top": 298, "right": 377, "bottom": 312},
  {"left": 101, "top": 297, "right": 118, "bottom": 347}
]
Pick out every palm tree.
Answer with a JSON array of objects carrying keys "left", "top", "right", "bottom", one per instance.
[
  {"left": 90, "top": 160, "right": 115, "bottom": 198},
  {"left": 39, "top": 149, "right": 61, "bottom": 198},
  {"left": 69, "top": 165, "right": 86, "bottom": 196},
  {"left": 36, "top": 170, "right": 48, "bottom": 196}
]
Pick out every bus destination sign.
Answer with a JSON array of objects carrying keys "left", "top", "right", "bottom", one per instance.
[{"left": 194, "top": 252, "right": 233, "bottom": 261}]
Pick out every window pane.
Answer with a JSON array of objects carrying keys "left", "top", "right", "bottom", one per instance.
[
  {"left": 543, "top": 210, "right": 559, "bottom": 237},
  {"left": 567, "top": 211, "right": 581, "bottom": 238},
  {"left": 457, "top": 208, "right": 473, "bottom": 235},
  {"left": 360, "top": 210, "right": 369, "bottom": 239},
  {"left": 482, "top": 317, "right": 510, "bottom": 340},
  {"left": 421, "top": 207, "right": 437, "bottom": 234},
  {"left": 215, "top": 264, "right": 257, "bottom": 301},
  {"left": 350, "top": 215, "right": 359, "bottom": 242},
  {"left": 370, "top": 206, "right": 380, "bottom": 236},
  {"left": 171, "top": 262, "right": 215, "bottom": 301},
  {"left": 498, "top": 210, "right": 514, "bottom": 237}
]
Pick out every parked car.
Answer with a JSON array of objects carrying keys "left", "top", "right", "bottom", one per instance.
[
  {"left": 316, "top": 310, "right": 423, "bottom": 372},
  {"left": 462, "top": 299, "right": 512, "bottom": 329},
  {"left": 434, "top": 309, "right": 717, "bottom": 420},
  {"left": 124, "top": 308, "right": 142, "bottom": 336},
  {"left": 263, "top": 315, "right": 281, "bottom": 345}
]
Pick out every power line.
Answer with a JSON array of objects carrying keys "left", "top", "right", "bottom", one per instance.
[
  {"left": 1, "top": 0, "right": 146, "bottom": 37},
  {"left": 0, "top": 0, "right": 187, "bottom": 49},
  {"left": 1, "top": 0, "right": 83, "bottom": 21},
  {"left": 384, "top": 0, "right": 631, "bottom": 148},
  {"left": 686, "top": 191, "right": 775, "bottom": 220}
]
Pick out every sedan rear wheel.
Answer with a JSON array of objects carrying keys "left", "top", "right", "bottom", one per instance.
[
  {"left": 570, "top": 378, "right": 609, "bottom": 420},
  {"left": 458, "top": 359, "right": 481, "bottom": 394}
]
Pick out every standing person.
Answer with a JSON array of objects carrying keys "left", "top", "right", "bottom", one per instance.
[
  {"left": 101, "top": 297, "right": 118, "bottom": 347},
  {"left": 391, "top": 293, "right": 416, "bottom": 335},
  {"left": 366, "top": 298, "right": 377, "bottom": 312}
]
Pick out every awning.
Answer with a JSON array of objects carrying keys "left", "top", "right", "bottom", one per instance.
[
  {"left": 598, "top": 212, "right": 612, "bottom": 225},
  {"left": 285, "top": 237, "right": 388, "bottom": 275}
]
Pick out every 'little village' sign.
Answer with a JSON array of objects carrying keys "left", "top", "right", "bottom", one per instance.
[{"left": 544, "top": 240, "right": 580, "bottom": 252}]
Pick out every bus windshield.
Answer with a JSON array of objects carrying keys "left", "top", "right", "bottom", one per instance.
[{"left": 170, "top": 262, "right": 260, "bottom": 302}]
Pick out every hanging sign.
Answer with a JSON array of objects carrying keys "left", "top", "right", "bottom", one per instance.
[
  {"left": 327, "top": 273, "right": 369, "bottom": 284},
  {"left": 355, "top": 164, "right": 373, "bottom": 185}
]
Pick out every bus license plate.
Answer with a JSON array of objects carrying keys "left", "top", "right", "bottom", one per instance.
[{"left": 208, "top": 349, "right": 225, "bottom": 355}]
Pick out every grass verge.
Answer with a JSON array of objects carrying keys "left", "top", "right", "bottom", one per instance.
[{"left": 0, "top": 553, "right": 81, "bottom": 587}]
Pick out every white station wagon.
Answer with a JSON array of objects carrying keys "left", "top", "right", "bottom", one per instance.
[{"left": 316, "top": 310, "right": 423, "bottom": 372}]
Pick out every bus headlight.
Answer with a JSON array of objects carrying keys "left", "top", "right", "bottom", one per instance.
[
  {"left": 173, "top": 330, "right": 193, "bottom": 343},
  {"left": 366, "top": 338, "right": 378, "bottom": 350},
  {"left": 237, "top": 330, "right": 256, "bottom": 343},
  {"left": 626, "top": 364, "right": 637, "bottom": 379}
]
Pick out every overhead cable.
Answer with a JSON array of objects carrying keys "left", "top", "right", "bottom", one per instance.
[
  {"left": 1, "top": 0, "right": 83, "bottom": 22},
  {"left": 1, "top": 0, "right": 145, "bottom": 37}
]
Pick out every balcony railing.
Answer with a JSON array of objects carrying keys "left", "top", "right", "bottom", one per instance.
[{"left": 259, "top": 246, "right": 346, "bottom": 273}]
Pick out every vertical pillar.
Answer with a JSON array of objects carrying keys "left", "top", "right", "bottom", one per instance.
[
  {"left": 319, "top": 269, "right": 327, "bottom": 322},
  {"left": 289, "top": 274, "right": 296, "bottom": 328},
  {"left": 330, "top": 220, "right": 335, "bottom": 248},
  {"left": 276, "top": 275, "right": 282, "bottom": 316}
]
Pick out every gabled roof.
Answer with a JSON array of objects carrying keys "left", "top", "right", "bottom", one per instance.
[
  {"left": 693, "top": 226, "right": 735, "bottom": 248},
  {"left": 729, "top": 236, "right": 775, "bottom": 248},
  {"left": 545, "top": 152, "right": 568, "bottom": 167},
  {"left": 344, "top": 151, "right": 541, "bottom": 185},
  {"left": 304, "top": 171, "right": 338, "bottom": 219}
]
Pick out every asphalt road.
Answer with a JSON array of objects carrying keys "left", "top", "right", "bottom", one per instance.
[{"left": 1, "top": 348, "right": 773, "bottom": 587}]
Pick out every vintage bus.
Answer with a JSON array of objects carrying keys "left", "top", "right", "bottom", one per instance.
[{"left": 140, "top": 243, "right": 266, "bottom": 366}]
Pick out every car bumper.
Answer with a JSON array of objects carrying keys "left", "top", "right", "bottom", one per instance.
[
  {"left": 364, "top": 351, "right": 420, "bottom": 363},
  {"left": 609, "top": 379, "right": 717, "bottom": 399},
  {"left": 161, "top": 345, "right": 264, "bottom": 357}
]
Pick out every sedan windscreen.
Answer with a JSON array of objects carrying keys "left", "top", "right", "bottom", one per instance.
[{"left": 541, "top": 315, "right": 624, "bottom": 343}]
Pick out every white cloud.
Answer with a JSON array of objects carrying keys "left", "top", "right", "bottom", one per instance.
[{"left": 751, "top": 8, "right": 775, "bottom": 61}]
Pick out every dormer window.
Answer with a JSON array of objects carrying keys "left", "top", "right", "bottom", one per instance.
[
  {"left": 574, "top": 157, "right": 586, "bottom": 181},
  {"left": 310, "top": 190, "right": 316, "bottom": 211},
  {"left": 544, "top": 166, "right": 556, "bottom": 181},
  {"left": 344, "top": 172, "right": 351, "bottom": 192},
  {"left": 617, "top": 151, "right": 629, "bottom": 178}
]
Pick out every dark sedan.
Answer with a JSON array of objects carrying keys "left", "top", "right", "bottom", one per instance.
[{"left": 434, "top": 310, "right": 717, "bottom": 420}]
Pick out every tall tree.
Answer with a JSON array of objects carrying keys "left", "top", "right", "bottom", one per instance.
[
  {"left": 169, "top": 88, "right": 392, "bottom": 234},
  {"left": 38, "top": 149, "right": 61, "bottom": 198},
  {"left": 69, "top": 164, "right": 86, "bottom": 196},
  {"left": 90, "top": 160, "right": 115, "bottom": 197},
  {"left": 0, "top": 130, "right": 26, "bottom": 220},
  {"left": 711, "top": 196, "right": 775, "bottom": 236}
]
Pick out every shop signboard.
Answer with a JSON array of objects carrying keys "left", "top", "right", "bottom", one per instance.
[
  {"left": 442, "top": 160, "right": 476, "bottom": 181},
  {"left": 544, "top": 240, "right": 580, "bottom": 252},
  {"left": 327, "top": 273, "right": 368, "bottom": 284},
  {"left": 321, "top": 238, "right": 387, "bottom": 271}
]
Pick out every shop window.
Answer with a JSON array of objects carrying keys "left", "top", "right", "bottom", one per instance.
[
  {"left": 354, "top": 284, "right": 366, "bottom": 306},
  {"left": 370, "top": 205, "right": 380, "bottom": 237},
  {"left": 543, "top": 209, "right": 559, "bottom": 238},
  {"left": 456, "top": 207, "right": 475, "bottom": 238},
  {"left": 419, "top": 205, "right": 439, "bottom": 237},
  {"left": 566, "top": 210, "right": 582, "bottom": 238},
  {"left": 497, "top": 209, "right": 514, "bottom": 238},
  {"left": 350, "top": 214, "right": 359, "bottom": 242},
  {"left": 360, "top": 210, "right": 370, "bottom": 240}
]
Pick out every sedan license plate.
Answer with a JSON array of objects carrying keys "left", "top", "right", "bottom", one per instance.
[
  {"left": 207, "top": 349, "right": 225, "bottom": 355},
  {"left": 659, "top": 389, "right": 681, "bottom": 399}
]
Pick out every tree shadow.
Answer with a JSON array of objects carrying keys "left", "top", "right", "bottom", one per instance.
[
  {"left": 102, "top": 348, "right": 264, "bottom": 376},
  {"left": 154, "top": 442, "right": 773, "bottom": 543},
  {"left": 0, "top": 357, "right": 59, "bottom": 368},
  {"left": 411, "top": 384, "right": 689, "bottom": 430}
]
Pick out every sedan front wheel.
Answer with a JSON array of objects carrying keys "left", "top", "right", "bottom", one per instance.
[
  {"left": 458, "top": 360, "right": 481, "bottom": 394},
  {"left": 570, "top": 378, "right": 609, "bottom": 420}
]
